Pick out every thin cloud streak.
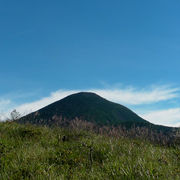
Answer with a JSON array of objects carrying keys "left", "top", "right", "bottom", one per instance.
[
  {"left": 15, "top": 90, "right": 78, "bottom": 115},
  {"left": 13, "top": 86, "right": 179, "bottom": 115},
  {"left": 0, "top": 99, "right": 12, "bottom": 120},
  {"left": 0, "top": 99, "right": 11, "bottom": 106},
  {"left": 141, "top": 108, "right": 180, "bottom": 127},
  {"left": 91, "top": 87, "right": 179, "bottom": 105},
  {"left": 0, "top": 99, "right": 12, "bottom": 112}
]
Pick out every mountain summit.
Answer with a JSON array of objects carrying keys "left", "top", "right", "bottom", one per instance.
[{"left": 17, "top": 92, "right": 173, "bottom": 132}]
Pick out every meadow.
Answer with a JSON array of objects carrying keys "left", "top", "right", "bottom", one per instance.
[{"left": 0, "top": 121, "right": 179, "bottom": 180}]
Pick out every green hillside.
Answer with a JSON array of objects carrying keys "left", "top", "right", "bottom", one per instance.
[
  {"left": 18, "top": 92, "right": 174, "bottom": 133},
  {"left": 0, "top": 122, "right": 179, "bottom": 180}
]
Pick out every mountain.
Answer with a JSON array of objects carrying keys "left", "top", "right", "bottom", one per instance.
[{"left": 17, "top": 92, "right": 174, "bottom": 132}]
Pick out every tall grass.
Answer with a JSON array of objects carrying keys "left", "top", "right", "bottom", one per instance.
[
  {"left": 69, "top": 118, "right": 180, "bottom": 146},
  {"left": 0, "top": 121, "right": 179, "bottom": 179}
]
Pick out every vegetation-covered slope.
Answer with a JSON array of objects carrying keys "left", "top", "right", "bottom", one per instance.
[
  {"left": 0, "top": 122, "right": 179, "bottom": 180},
  {"left": 18, "top": 92, "right": 173, "bottom": 133}
]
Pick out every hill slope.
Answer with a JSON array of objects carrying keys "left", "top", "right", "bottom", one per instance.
[
  {"left": 18, "top": 92, "right": 148, "bottom": 126},
  {"left": 18, "top": 92, "right": 173, "bottom": 132}
]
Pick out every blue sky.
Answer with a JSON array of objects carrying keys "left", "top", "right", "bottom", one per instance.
[{"left": 1, "top": 0, "right": 180, "bottom": 126}]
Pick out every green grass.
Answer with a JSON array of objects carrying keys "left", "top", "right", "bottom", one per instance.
[{"left": 0, "top": 121, "right": 179, "bottom": 180}]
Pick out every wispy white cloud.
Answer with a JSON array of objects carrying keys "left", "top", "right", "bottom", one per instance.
[
  {"left": 91, "top": 86, "right": 179, "bottom": 105},
  {"left": 0, "top": 85, "right": 180, "bottom": 127},
  {"left": 13, "top": 86, "right": 178, "bottom": 115},
  {"left": 0, "top": 99, "right": 11, "bottom": 106},
  {"left": 14, "top": 90, "right": 78, "bottom": 116},
  {"left": 0, "top": 99, "right": 12, "bottom": 120},
  {"left": 141, "top": 108, "right": 180, "bottom": 127},
  {"left": 0, "top": 99, "right": 12, "bottom": 111}
]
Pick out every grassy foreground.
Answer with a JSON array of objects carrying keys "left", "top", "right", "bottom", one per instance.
[{"left": 0, "top": 122, "right": 179, "bottom": 180}]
